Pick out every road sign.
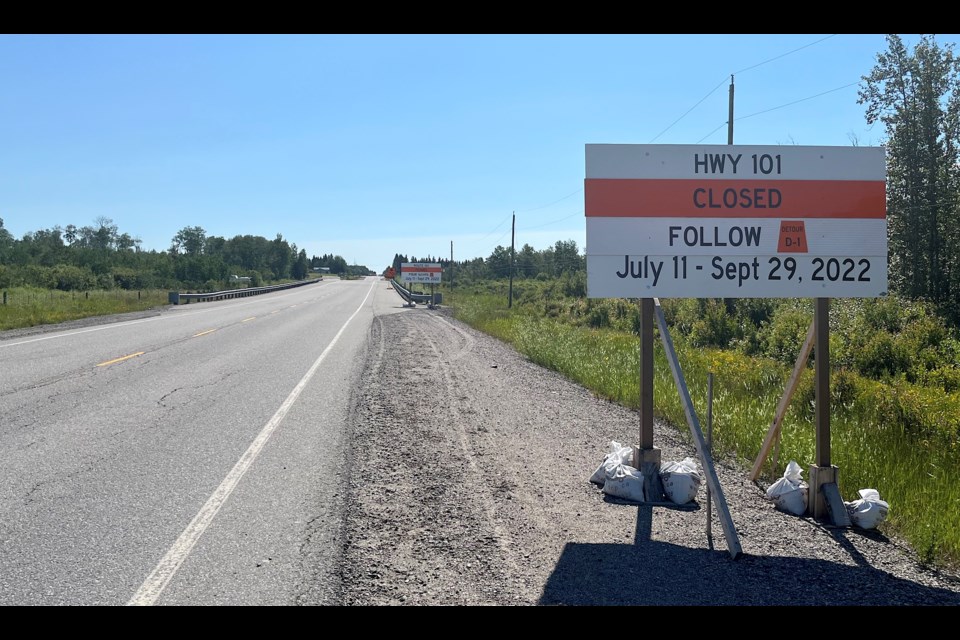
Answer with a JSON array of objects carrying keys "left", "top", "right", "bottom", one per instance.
[
  {"left": 400, "top": 262, "right": 442, "bottom": 284},
  {"left": 585, "top": 144, "right": 887, "bottom": 298}
]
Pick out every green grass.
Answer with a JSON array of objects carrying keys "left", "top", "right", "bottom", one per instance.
[
  {"left": 447, "top": 288, "right": 960, "bottom": 572},
  {"left": 0, "top": 287, "right": 170, "bottom": 331}
]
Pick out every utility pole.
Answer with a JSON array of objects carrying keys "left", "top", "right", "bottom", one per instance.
[
  {"left": 450, "top": 241, "right": 454, "bottom": 289},
  {"left": 724, "top": 74, "right": 735, "bottom": 314},
  {"left": 727, "top": 74, "right": 735, "bottom": 145},
  {"left": 508, "top": 212, "right": 515, "bottom": 308}
]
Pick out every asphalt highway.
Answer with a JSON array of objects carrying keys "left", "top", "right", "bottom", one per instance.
[{"left": 0, "top": 276, "right": 390, "bottom": 605}]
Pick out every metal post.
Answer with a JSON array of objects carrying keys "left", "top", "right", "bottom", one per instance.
[
  {"left": 508, "top": 213, "right": 515, "bottom": 308},
  {"left": 707, "top": 372, "right": 713, "bottom": 540},
  {"left": 653, "top": 299, "right": 741, "bottom": 558},
  {"left": 2, "top": 291, "right": 6, "bottom": 305}
]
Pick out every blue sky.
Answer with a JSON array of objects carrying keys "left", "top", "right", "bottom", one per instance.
[{"left": 1, "top": 34, "right": 953, "bottom": 272}]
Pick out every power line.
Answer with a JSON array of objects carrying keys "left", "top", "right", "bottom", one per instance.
[
  {"left": 519, "top": 209, "right": 584, "bottom": 230},
  {"left": 474, "top": 213, "right": 512, "bottom": 242},
  {"left": 651, "top": 34, "right": 839, "bottom": 144},
  {"left": 697, "top": 122, "right": 728, "bottom": 144},
  {"left": 736, "top": 81, "right": 861, "bottom": 121},
  {"left": 461, "top": 190, "right": 584, "bottom": 258},
  {"left": 486, "top": 229, "right": 512, "bottom": 252},
  {"left": 517, "top": 188, "right": 583, "bottom": 212},
  {"left": 733, "top": 34, "right": 837, "bottom": 75},
  {"left": 650, "top": 77, "right": 729, "bottom": 143},
  {"left": 695, "top": 80, "right": 862, "bottom": 143}
]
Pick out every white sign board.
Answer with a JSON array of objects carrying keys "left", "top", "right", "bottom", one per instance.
[
  {"left": 585, "top": 144, "right": 887, "bottom": 298},
  {"left": 400, "top": 262, "right": 442, "bottom": 284}
]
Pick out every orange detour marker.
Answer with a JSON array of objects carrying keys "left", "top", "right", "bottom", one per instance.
[{"left": 777, "top": 220, "right": 808, "bottom": 253}]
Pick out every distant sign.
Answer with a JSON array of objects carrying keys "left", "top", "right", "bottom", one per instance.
[
  {"left": 585, "top": 144, "right": 887, "bottom": 298},
  {"left": 400, "top": 262, "right": 442, "bottom": 284}
]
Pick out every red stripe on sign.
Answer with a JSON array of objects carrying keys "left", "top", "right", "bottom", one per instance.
[
  {"left": 405, "top": 267, "right": 443, "bottom": 273},
  {"left": 584, "top": 179, "right": 886, "bottom": 218}
]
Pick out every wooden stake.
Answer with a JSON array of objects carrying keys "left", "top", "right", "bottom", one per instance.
[{"left": 749, "top": 320, "right": 815, "bottom": 481}]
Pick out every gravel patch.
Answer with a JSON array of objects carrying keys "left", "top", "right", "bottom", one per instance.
[{"left": 336, "top": 307, "right": 960, "bottom": 606}]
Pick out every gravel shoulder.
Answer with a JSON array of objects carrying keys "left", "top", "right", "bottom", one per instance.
[{"left": 336, "top": 305, "right": 960, "bottom": 606}]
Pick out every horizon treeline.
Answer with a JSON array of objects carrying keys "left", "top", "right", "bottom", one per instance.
[
  {"left": 0, "top": 217, "right": 370, "bottom": 291},
  {"left": 390, "top": 238, "right": 585, "bottom": 285}
]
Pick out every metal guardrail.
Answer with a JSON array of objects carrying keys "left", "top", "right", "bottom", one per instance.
[
  {"left": 390, "top": 279, "right": 440, "bottom": 305},
  {"left": 168, "top": 278, "right": 320, "bottom": 305}
]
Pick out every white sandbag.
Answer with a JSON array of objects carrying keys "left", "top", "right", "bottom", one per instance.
[
  {"left": 590, "top": 456, "right": 620, "bottom": 486},
  {"left": 589, "top": 441, "right": 633, "bottom": 485},
  {"left": 660, "top": 457, "right": 701, "bottom": 504},
  {"left": 765, "top": 460, "right": 809, "bottom": 516},
  {"left": 602, "top": 463, "right": 647, "bottom": 502},
  {"left": 845, "top": 488, "right": 889, "bottom": 530}
]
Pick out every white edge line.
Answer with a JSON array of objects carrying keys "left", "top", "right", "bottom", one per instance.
[
  {"left": 126, "top": 280, "right": 375, "bottom": 606},
  {"left": 1, "top": 315, "right": 166, "bottom": 348}
]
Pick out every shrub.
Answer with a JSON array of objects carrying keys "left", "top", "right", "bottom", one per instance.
[
  {"left": 560, "top": 271, "right": 586, "bottom": 298},
  {"left": 50, "top": 264, "right": 96, "bottom": 291},
  {"left": 862, "top": 297, "right": 903, "bottom": 331},
  {"left": 925, "top": 366, "right": 960, "bottom": 393},
  {"left": 759, "top": 308, "right": 811, "bottom": 365},
  {"left": 853, "top": 331, "right": 912, "bottom": 380},
  {"left": 735, "top": 298, "right": 778, "bottom": 329},
  {"left": 587, "top": 304, "right": 610, "bottom": 328},
  {"left": 109, "top": 268, "right": 156, "bottom": 291}
]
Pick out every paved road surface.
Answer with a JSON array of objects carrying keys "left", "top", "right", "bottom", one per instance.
[{"left": 0, "top": 276, "right": 396, "bottom": 605}]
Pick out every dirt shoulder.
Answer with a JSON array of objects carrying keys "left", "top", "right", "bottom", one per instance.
[{"left": 335, "top": 305, "right": 960, "bottom": 606}]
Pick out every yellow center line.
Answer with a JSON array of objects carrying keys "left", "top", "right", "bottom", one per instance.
[
  {"left": 242, "top": 317, "right": 256, "bottom": 323},
  {"left": 193, "top": 329, "right": 216, "bottom": 337},
  {"left": 97, "top": 352, "right": 145, "bottom": 367},
  {"left": 271, "top": 310, "right": 280, "bottom": 314}
]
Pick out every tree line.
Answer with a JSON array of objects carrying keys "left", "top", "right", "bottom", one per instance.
[
  {"left": 389, "top": 239, "right": 585, "bottom": 285},
  {"left": 0, "top": 217, "right": 367, "bottom": 291},
  {"left": 859, "top": 34, "right": 960, "bottom": 326}
]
